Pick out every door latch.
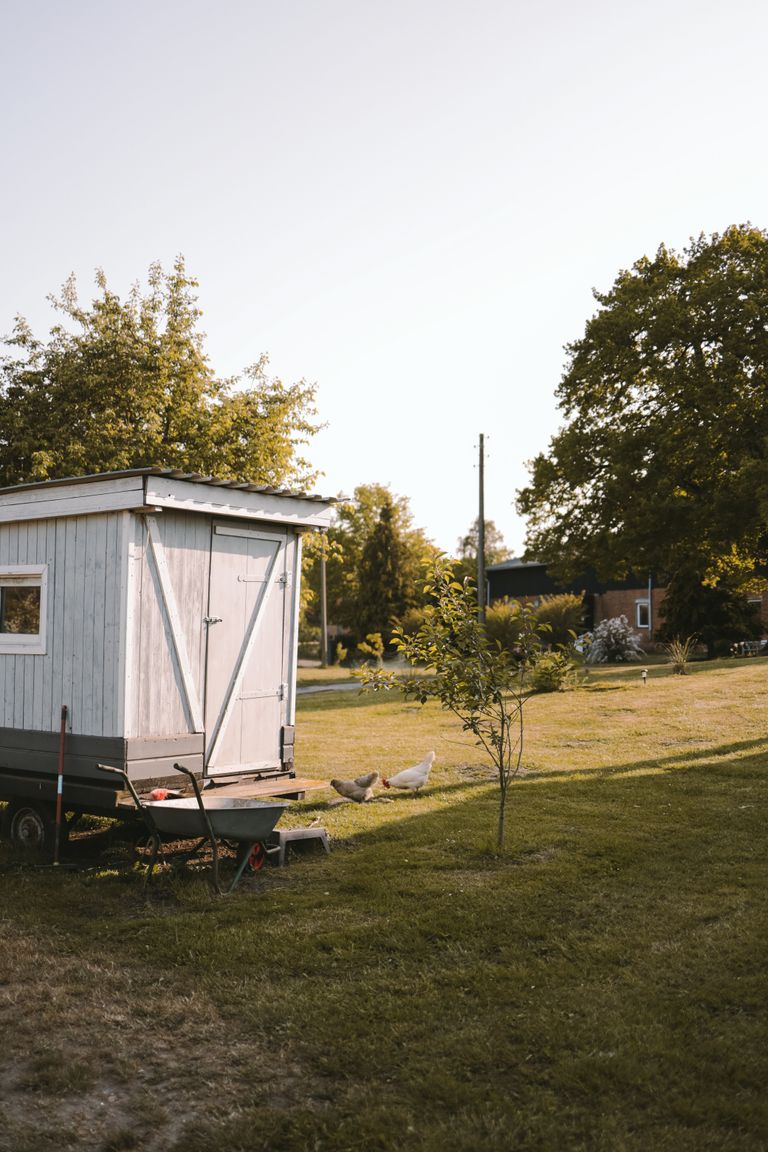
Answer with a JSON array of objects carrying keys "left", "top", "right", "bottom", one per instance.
[{"left": 203, "top": 616, "right": 223, "bottom": 625}]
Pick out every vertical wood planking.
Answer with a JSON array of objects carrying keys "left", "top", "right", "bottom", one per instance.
[
  {"left": 66, "top": 517, "right": 83, "bottom": 731},
  {"left": 12, "top": 523, "right": 24, "bottom": 728},
  {"left": 41, "top": 516, "right": 55, "bottom": 732},
  {"left": 285, "top": 533, "right": 302, "bottom": 727},
  {"left": 0, "top": 526, "right": 7, "bottom": 725},
  {"left": 107, "top": 512, "right": 127, "bottom": 737},
  {"left": 49, "top": 517, "right": 67, "bottom": 733}
]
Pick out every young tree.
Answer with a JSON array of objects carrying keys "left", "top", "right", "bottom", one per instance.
[
  {"left": 360, "top": 558, "right": 545, "bottom": 850},
  {"left": 517, "top": 225, "right": 768, "bottom": 639},
  {"left": 0, "top": 259, "right": 321, "bottom": 488}
]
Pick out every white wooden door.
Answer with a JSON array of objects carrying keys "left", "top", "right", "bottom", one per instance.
[{"left": 204, "top": 524, "right": 288, "bottom": 775}]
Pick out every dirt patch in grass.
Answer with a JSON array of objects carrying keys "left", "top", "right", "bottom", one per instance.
[{"left": 0, "top": 918, "right": 327, "bottom": 1152}]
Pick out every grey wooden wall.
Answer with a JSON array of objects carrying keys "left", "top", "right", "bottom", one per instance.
[{"left": 0, "top": 513, "right": 124, "bottom": 737}]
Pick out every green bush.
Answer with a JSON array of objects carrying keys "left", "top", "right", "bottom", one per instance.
[
  {"left": 528, "top": 649, "right": 579, "bottom": 692},
  {"left": 534, "top": 593, "right": 585, "bottom": 648},
  {"left": 397, "top": 607, "right": 428, "bottom": 637},
  {"left": 485, "top": 599, "right": 524, "bottom": 651}
]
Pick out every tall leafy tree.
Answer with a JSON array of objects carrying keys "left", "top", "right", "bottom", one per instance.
[
  {"left": 517, "top": 225, "right": 768, "bottom": 637},
  {"left": 302, "top": 483, "right": 439, "bottom": 640},
  {"left": 355, "top": 498, "right": 411, "bottom": 641},
  {"left": 0, "top": 258, "right": 321, "bottom": 488}
]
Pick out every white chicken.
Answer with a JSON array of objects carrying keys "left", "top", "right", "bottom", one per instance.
[
  {"left": 382, "top": 751, "right": 435, "bottom": 793},
  {"left": 329, "top": 771, "right": 379, "bottom": 803}
]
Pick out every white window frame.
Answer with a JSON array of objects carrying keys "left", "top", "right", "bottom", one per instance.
[
  {"left": 635, "top": 599, "right": 650, "bottom": 629},
  {"left": 0, "top": 564, "right": 48, "bottom": 655}
]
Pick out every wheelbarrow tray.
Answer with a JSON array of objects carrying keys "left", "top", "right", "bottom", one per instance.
[{"left": 145, "top": 797, "right": 287, "bottom": 842}]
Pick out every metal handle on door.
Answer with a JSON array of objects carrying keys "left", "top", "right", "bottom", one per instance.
[{"left": 203, "top": 616, "right": 223, "bottom": 625}]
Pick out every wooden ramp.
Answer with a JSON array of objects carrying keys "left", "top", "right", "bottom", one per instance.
[{"left": 203, "top": 776, "right": 329, "bottom": 801}]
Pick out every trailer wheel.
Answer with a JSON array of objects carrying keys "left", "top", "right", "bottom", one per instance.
[{"left": 3, "top": 801, "right": 60, "bottom": 855}]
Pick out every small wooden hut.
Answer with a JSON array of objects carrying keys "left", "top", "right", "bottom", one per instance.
[{"left": 0, "top": 468, "right": 333, "bottom": 816}]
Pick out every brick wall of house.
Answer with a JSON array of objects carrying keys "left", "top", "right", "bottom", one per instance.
[{"left": 593, "top": 588, "right": 667, "bottom": 638}]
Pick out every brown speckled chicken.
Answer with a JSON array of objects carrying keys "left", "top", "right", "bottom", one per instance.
[{"left": 329, "top": 771, "right": 379, "bottom": 803}]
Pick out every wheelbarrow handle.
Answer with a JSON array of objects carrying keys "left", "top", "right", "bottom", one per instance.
[
  {"left": 173, "top": 763, "right": 222, "bottom": 896},
  {"left": 96, "top": 762, "right": 160, "bottom": 849},
  {"left": 96, "top": 763, "right": 144, "bottom": 814}
]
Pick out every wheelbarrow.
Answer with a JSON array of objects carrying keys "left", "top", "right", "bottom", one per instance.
[{"left": 97, "top": 762, "right": 288, "bottom": 894}]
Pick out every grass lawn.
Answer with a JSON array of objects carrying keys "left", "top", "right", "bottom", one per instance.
[{"left": 0, "top": 659, "right": 766, "bottom": 1151}]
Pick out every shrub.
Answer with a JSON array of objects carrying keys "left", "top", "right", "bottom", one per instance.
[
  {"left": 534, "top": 593, "right": 585, "bottom": 648},
  {"left": 663, "top": 634, "right": 698, "bottom": 675},
  {"left": 357, "top": 632, "right": 385, "bottom": 665},
  {"left": 485, "top": 599, "right": 524, "bottom": 652},
  {"left": 334, "top": 640, "right": 349, "bottom": 666},
  {"left": 585, "top": 616, "right": 644, "bottom": 663},
  {"left": 528, "top": 650, "right": 579, "bottom": 692},
  {"left": 397, "top": 607, "right": 428, "bottom": 637}
]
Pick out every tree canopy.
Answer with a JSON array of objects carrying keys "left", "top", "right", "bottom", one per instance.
[
  {"left": 517, "top": 225, "right": 768, "bottom": 629},
  {"left": 453, "top": 517, "right": 511, "bottom": 584},
  {"left": 0, "top": 258, "right": 321, "bottom": 489},
  {"left": 302, "top": 483, "right": 439, "bottom": 645}
]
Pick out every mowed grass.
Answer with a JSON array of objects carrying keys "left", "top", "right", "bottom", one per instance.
[{"left": 0, "top": 660, "right": 766, "bottom": 1152}]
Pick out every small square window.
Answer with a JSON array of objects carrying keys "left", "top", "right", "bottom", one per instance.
[
  {"left": 1, "top": 586, "right": 41, "bottom": 634},
  {"left": 0, "top": 566, "right": 47, "bottom": 654}
]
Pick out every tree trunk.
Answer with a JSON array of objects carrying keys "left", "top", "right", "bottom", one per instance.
[{"left": 497, "top": 785, "right": 507, "bottom": 850}]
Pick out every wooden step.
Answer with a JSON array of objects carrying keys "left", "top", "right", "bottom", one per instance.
[{"left": 202, "top": 776, "right": 329, "bottom": 801}]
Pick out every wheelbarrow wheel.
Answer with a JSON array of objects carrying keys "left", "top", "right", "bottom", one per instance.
[{"left": 235, "top": 840, "right": 266, "bottom": 873}]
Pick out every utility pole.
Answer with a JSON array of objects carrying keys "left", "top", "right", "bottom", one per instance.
[
  {"left": 319, "top": 538, "right": 328, "bottom": 667},
  {"left": 477, "top": 432, "right": 486, "bottom": 622}
]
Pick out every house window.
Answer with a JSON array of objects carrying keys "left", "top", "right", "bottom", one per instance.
[
  {"left": 0, "top": 566, "right": 47, "bottom": 654},
  {"left": 636, "top": 600, "right": 650, "bottom": 629}
]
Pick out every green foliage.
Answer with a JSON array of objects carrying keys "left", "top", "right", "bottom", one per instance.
[
  {"left": 452, "top": 516, "right": 511, "bottom": 584},
  {"left": 360, "top": 558, "right": 547, "bottom": 848},
  {"left": 355, "top": 499, "right": 410, "bottom": 643},
  {"left": 659, "top": 568, "right": 762, "bottom": 658},
  {"left": 663, "top": 634, "right": 699, "bottom": 675},
  {"left": 528, "top": 649, "right": 579, "bottom": 692},
  {"left": 517, "top": 225, "right": 768, "bottom": 639},
  {"left": 397, "top": 606, "right": 427, "bottom": 637},
  {"left": 356, "top": 632, "right": 385, "bottom": 665},
  {"left": 301, "top": 482, "right": 439, "bottom": 640},
  {"left": 534, "top": 592, "right": 584, "bottom": 648},
  {"left": 486, "top": 592, "right": 583, "bottom": 656},
  {"left": 334, "top": 641, "right": 348, "bottom": 666},
  {"left": 0, "top": 259, "right": 321, "bottom": 488},
  {"left": 484, "top": 598, "right": 524, "bottom": 651}
]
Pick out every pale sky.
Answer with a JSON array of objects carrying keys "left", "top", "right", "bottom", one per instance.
[{"left": 1, "top": 0, "right": 766, "bottom": 554}]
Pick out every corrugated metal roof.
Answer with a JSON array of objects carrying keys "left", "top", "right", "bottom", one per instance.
[
  {"left": 486, "top": 558, "right": 544, "bottom": 572},
  {"left": 0, "top": 467, "right": 337, "bottom": 503}
]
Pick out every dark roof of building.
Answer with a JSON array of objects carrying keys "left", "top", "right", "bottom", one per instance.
[
  {"left": 0, "top": 467, "right": 336, "bottom": 504},
  {"left": 486, "top": 558, "right": 654, "bottom": 596},
  {"left": 486, "top": 558, "right": 544, "bottom": 572}
]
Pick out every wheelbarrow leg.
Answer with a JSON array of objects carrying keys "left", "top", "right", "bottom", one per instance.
[
  {"left": 229, "top": 841, "right": 259, "bottom": 892},
  {"left": 144, "top": 830, "right": 162, "bottom": 886}
]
